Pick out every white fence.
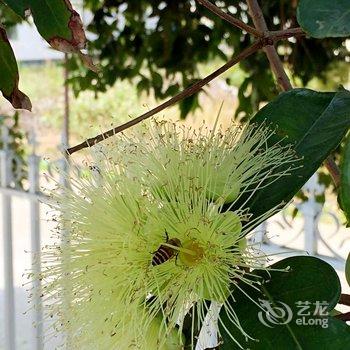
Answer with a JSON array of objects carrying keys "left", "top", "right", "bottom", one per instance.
[
  {"left": 0, "top": 125, "right": 349, "bottom": 350},
  {"left": 256, "top": 175, "right": 350, "bottom": 271},
  {"left": 0, "top": 126, "right": 59, "bottom": 350}
]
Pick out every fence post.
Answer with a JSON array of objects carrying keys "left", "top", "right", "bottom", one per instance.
[
  {"left": 1, "top": 126, "right": 16, "bottom": 350},
  {"left": 58, "top": 157, "right": 72, "bottom": 349},
  {"left": 28, "top": 130, "right": 43, "bottom": 350},
  {"left": 300, "top": 174, "right": 323, "bottom": 255}
]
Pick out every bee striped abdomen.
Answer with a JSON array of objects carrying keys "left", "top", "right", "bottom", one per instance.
[
  {"left": 152, "top": 238, "right": 181, "bottom": 266},
  {"left": 152, "top": 246, "right": 172, "bottom": 266}
]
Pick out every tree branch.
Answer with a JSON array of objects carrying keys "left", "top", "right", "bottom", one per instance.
[
  {"left": 67, "top": 26, "right": 305, "bottom": 155},
  {"left": 339, "top": 294, "right": 350, "bottom": 306},
  {"left": 246, "top": 0, "right": 341, "bottom": 187},
  {"left": 335, "top": 311, "right": 350, "bottom": 322},
  {"left": 246, "top": 0, "right": 292, "bottom": 90},
  {"left": 68, "top": 25, "right": 307, "bottom": 155},
  {"left": 325, "top": 156, "right": 341, "bottom": 188},
  {"left": 67, "top": 40, "right": 262, "bottom": 155},
  {"left": 269, "top": 27, "right": 305, "bottom": 40},
  {"left": 196, "top": 0, "right": 262, "bottom": 37}
]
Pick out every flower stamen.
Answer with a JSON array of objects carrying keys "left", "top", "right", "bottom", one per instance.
[
  {"left": 161, "top": 242, "right": 196, "bottom": 256},
  {"left": 179, "top": 240, "right": 205, "bottom": 267}
]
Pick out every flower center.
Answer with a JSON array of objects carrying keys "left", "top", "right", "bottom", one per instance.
[{"left": 179, "top": 240, "right": 204, "bottom": 267}]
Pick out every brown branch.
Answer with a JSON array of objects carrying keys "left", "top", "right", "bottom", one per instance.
[
  {"left": 67, "top": 26, "right": 305, "bottom": 155},
  {"left": 196, "top": 0, "right": 262, "bottom": 37},
  {"left": 339, "top": 294, "right": 350, "bottom": 306},
  {"left": 67, "top": 40, "right": 263, "bottom": 155},
  {"left": 246, "top": 0, "right": 341, "bottom": 187},
  {"left": 335, "top": 311, "right": 350, "bottom": 322},
  {"left": 269, "top": 27, "right": 305, "bottom": 41},
  {"left": 326, "top": 156, "right": 341, "bottom": 188},
  {"left": 246, "top": 0, "right": 292, "bottom": 91}
]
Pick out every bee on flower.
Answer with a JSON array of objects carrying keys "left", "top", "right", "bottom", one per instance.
[{"left": 33, "top": 119, "right": 297, "bottom": 349}]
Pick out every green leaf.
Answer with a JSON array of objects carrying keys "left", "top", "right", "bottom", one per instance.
[
  {"left": 136, "top": 78, "right": 150, "bottom": 95},
  {"left": 179, "top": 94, "right": 199, "bottom": 119},
  {"left": 0, "top": 25, "right": 31, "bottom": 110},
  {"left": 0, "top": 0, "right": 26, "bottom": 17},
  {"left": 242, "top": 88, "right": 350, "bottom": 221},
  {"left": 164, "top": 84, "right": 180, "bottom": 98},
  {"left": 151, "top": 71, "right": 163, "bottom": 89},
  {"left": 2, "top": 1, "right": 91, "bottom": 57},
  {"left": 339, "top": 134, "right": 350, "bottom": 226},
  {"left": 346, "top": 253, "right": 350, "bottom": 287},
  {"left": 297, "top": 0, "right": 350, "bottom": 38},
  {"left": 219, "top": 256, "right": 349, "bottom": 349},
  {"left": 0, "top": 0, "right": 95, "bottom": 108},
  {"left": 329, "top": 309, "right": 342, "bottom": 317}
]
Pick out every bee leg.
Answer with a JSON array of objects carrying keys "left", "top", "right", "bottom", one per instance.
[
  {"left": 174, "top": 253, "right": 180, "bottom": 267},
  {"left": 164, "top": 229, "right": 169, "bottom": 242}
]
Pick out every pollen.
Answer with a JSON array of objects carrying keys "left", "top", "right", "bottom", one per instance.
[{"left": 179, "top": 240, "right": 205, "bottom": 267}]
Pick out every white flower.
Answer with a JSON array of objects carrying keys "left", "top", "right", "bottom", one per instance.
[{"left": 35, "top": 119, "right": 297, "bottom": 349}]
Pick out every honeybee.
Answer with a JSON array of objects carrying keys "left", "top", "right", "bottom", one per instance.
[{"left": 152, "top": 232, "right": 181, "bottom": 266}]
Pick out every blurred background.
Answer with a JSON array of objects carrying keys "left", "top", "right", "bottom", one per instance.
[{"left": 0, "top": 1, "right": 349, "bottom": 349}]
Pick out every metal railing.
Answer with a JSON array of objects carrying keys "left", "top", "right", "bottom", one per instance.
[{"left": 1, "top": 126, "right": 53, "bottom": 350}]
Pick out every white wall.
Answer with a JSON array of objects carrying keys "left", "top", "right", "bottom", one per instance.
[{"left": 10, "top": 21, "right": 64, "bottom": 62}]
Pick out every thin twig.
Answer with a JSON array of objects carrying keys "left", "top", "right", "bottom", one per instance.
[
  {"left": 196, "top": 0, "right": 262, "bottom": 37},
  {"left": 268, "top": 27, "right": 306, "bottom": 38},
  {"left": 246, "top": 0, "right": 341, "bottom": 186},
  {"left": 67, "top": 40, "right": 262, "bottom": 154},
  {"left": 335, "top": 311, "right": 350, "bottom": 322},
  {"left": 339, "top": 294, "right": 350, "bottom": 306},
  {"left": 67, "top": 27, "right": 304, "bottom": 155},
  {"left": 246, "top": 0, "right": 292, "bottom": 91},
  {"left": 268, "top": 28, "right": 306, "bottom": 42},
  {"left": 325, "top": 156, "right": 341, "bottom": 188}
]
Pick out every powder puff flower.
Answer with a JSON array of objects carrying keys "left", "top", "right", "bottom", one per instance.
[{"left": 34, "top": 119, "right": 297, "bottom": 349}]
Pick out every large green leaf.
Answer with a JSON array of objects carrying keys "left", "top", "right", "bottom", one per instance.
[
  {"left": 346, "top": 253, "right": 350, "bottom": 287},
  {"left": 0, "top": 25, "right": 31, "bottom": 110},
  {"left": 1, "top": 0, "right": 26, "bottom": 17},
  {"left": 240, "top": 88, "right": 350, "bottom": 220},
  {"left": 0, "top": 0, "right": 95, "bottom": 109},
  {"left": 219, "top": 256, "right": 350, "bottom": 349},
  {"left": 297, "top": 0, "right": 350, "bottom": 38},
  {"left": 3, "top": 0, "right": 86, "bottom": 52},
  {"left": 339, "top": 134, "right": 350, "bottom": 226}
]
